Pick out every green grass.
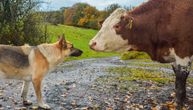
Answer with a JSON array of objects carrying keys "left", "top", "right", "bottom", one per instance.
[
  {"left": 47, "top": 24, "right": 118, "bottom": 60},
  {"left": 107, "top": 66, "right": 193, "bottom": 85},
  {"left": 107, "top": 67, "right": 174, "bottom": 84},
  {"left": 127, "top": 62, "right": 171, "bottom": 69},
  {"left": 121, "top": 51, "right": 150, "bottom": 60}
]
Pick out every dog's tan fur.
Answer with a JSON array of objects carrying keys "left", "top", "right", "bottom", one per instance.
[{"left": 0, "top": 36, "right": 82, "bottom": 109}]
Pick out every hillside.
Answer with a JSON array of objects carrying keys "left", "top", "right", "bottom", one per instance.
[{"left": 47, "top": 24, "right": 118, "bottom": 60}]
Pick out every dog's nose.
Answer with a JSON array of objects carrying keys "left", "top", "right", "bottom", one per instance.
[{"left": 89, "top": 41, "right": 97, "bottom": 50}]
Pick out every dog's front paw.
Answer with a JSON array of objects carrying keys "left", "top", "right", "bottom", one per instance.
[
  {"left": 23, "top": 100, "right": 32, "bottom": 106},
  {"left": 39, "top": 103, "right": 51, "bottom": 110}
]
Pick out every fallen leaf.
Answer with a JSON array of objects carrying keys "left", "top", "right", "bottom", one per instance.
[
  {"left": 170, "top": 92, "right": 175, "bottom": 98},
  {"left": 106, "top": 107, "right": 113, "bottom": 110},
  {"left": 88, "top": 96, "right": 93, "bottom": 102},
  {"left": 71, "top": 100, "right": 76, "bottom": 107}
]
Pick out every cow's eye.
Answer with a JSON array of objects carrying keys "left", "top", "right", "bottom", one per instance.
[
  {"left": 120, "top": 15, "right": 124, "bottom": 20},
  {"left": 114, "top": 24, "right": 120, "bottom": 29}
]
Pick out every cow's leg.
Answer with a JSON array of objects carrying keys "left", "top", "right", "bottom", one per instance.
[{"left": 172, "top": 62, "right": 191, "bottom": 110}]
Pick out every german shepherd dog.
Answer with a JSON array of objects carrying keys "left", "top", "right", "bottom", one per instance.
[{"left": 0, "top": 35, "right": 82, "bottom": 109}]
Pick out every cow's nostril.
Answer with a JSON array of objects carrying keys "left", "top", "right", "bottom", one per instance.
[
  {"left": 92, "top": 42, "right": 97, "bottom": 46},
  {"left": 90, "top": 42, "right": 97, "bottom": 49}
]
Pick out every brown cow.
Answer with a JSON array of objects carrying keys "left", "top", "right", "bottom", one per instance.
[{"left": 89, "top": 0, "right": 193, "bottom": 109}]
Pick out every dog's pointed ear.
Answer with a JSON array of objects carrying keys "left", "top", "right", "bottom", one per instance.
[
  {"left": 62, "top": 33, "right": 66, "bottom": 43},
  {"left": 58, "top": 37, "right": 64, "bottom": 47},
  {"left": 57, "top": 34, "right": 67, "bottom": 49},
  {"left": 57, "top": 35, "right": 61, "bottom": 40}
]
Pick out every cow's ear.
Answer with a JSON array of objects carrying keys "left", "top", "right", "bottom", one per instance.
[{"left": 126, "top": 17, "right": 134, "bottom": 30}]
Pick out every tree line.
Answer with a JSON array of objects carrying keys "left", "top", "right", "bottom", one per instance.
[{"left": 44, "top": 3, "right": 133, "bottom": 29}]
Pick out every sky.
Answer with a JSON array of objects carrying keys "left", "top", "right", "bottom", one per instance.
[{"left": 40, "top": 0, "right": 148, "bottom": 11}]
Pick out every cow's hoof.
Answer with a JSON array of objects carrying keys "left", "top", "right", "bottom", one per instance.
[
  {"left": 39, "top": 103, "right": 51, "bottom": 110},
  {"left": 23, "top": 100, "right": 32, "bottom": 106}
]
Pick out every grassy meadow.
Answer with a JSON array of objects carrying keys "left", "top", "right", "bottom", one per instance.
[{"left": 47, "top": 24, "right": 119, "bottom": 60}]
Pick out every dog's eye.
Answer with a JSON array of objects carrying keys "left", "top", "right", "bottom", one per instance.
[{"left": 63, "top": 44, "right": 67, "bottom": 48}]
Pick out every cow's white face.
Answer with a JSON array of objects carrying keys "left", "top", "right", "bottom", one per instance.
[{"left": 89, "top": 8, "right": 130, "bottom": 52}]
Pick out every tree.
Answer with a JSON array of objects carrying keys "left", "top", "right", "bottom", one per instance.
[
  {"left": 105, "top": 4, "right": 121, "bottom": 17},
  {"left": 41, "top": 11, "right": 64, "bottom": 25},
  {"left": 64, "top": 3, "right": 90, "bottom": 26},
  {"left": 123, "top": 5, "right": 134, "bottom": 11},
  {"left": 63, "top": 7, "right": 75, "bottom": 25},
  {"left": 64, "top": 3, "right": 100, "bottom": 29},
  {"left": 78, "top": 5, "right": 99, "bottom": 29}
]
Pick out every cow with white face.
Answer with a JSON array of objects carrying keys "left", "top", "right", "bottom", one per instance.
[
  {"left": 89, "top": 8, "right": 131, "bottom": 52},
  {"left": 89, "top": 0, "right": 193, "bottom": 109}
]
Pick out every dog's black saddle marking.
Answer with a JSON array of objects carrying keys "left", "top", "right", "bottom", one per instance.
[{"left": 0, "top": 47, "right": 30, "bottom": 68}]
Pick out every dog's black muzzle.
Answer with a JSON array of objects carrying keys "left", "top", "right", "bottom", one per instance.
[{"left": 70, "top": 48, "right": 83, "bottom": 57}]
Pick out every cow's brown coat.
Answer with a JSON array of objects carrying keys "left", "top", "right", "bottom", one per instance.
[{"left": 114, "top": 0, "right": 193, "bottom": 63}]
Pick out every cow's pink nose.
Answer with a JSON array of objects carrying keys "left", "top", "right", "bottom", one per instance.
[{"left": 90, "top": 42, "right": 97, "bottom": 50}]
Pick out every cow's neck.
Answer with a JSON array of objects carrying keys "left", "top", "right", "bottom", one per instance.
[
  {"left": 125, "top": 0, "right": 173, "bottom": 62},
  {"left": 128, "top": 18, "right": 157, "bottom": 61}
]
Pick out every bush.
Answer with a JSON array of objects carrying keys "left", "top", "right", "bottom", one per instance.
[
  {"left": 23, "top": 13, "right": 49, "bottom": 45},
  {"left": 121, "top": 51, "right": 150, "bottom": 60},
  {"left": 0, "top": 0, "right": 49, "bottom": 45}
]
